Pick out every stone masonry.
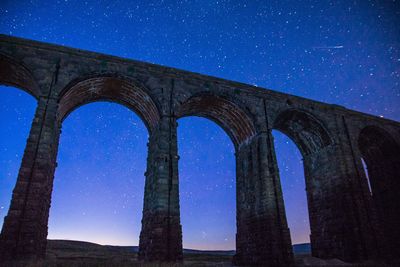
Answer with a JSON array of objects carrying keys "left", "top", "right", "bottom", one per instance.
[{"left": 0, "top": 35, "right": 399, "bottom": 266}]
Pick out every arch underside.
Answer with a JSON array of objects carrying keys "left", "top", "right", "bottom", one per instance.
[
  {"left": 176, "top": 94, "right": 256, "bottom": 147},
  {"left": 359, "top": 126, "right": 399, "bottom": 166},
  {"left": 358, "top": 126, "right": 400, "bottom": 256},
  {"left": 0, "top": 55, "right": 40, "bottom": 99},
  {"left": 273, "top": 109, "right": 332, "bottom": 255},
  {"left": 273, "top": 109, "right": 332, "bottom": 156},
  {"left": 58, "top": 76, "right": 160, "bottom": 132},
  {"left": 358, "top": 126, "right": 400, "bottom": 193}
]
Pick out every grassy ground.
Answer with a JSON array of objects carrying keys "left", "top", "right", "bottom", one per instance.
[
  {"left": 40, "top": 240, "right": 232, "bottom": 266},
  {"left": 2, "top": 240, "right": 399, "bottom": 267}
]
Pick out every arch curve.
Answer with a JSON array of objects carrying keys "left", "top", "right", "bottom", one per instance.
[
  {"left": 0, "top": 54, "right": 41, "bottom": 99},
  {"left": 358, "top": 126, "right": 400, "bottom": 163},
  {"left": 358, "top": 126, "right": 400, "bottom": 257},
  {"left": 57, "top": 75, "right": 160, "bottom": 132},
  {"left": 176, "top": 93, "right": 256, "bottom": 147},
  {"left": 273, "top": 109, "right": 332, "bottom": 156}
]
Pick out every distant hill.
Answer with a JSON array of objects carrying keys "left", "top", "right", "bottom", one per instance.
[
  {"left": 47, "top": 239, "right": 310, "bottom": 256},
  {"left": 47, "top": 239, "right": 137, "bottom": 252},
  {"left": 293, "top": 243, "right": 311, "bottom": 255},
  {"left": 46, "top": 240, "right": 234, "bottom": 266},
  {"left": 48, "top": 240, "right": 376, "bottom": 266}
]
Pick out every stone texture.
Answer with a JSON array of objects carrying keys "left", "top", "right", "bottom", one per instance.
[
  {"left": 138, "top": 116, "right": 183, "bottom": 262},
  {"left": 234, "top": 132, "right": 294, "bottom": 266},
  {"left": 0, "top": 96, "right": 60, "bottom": 261},
  {"left": 0, "top": 34, "right": 399, "bottom": 265}
]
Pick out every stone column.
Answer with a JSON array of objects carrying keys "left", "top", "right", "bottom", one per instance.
[
  {"left": 304, "top": 139, "right": 381, "bottom": 262},
  {"left": 234, "top": 131, "right": 294, "bottom": 266},
  {"left": 138, "top": 115, "right": 183, "bottom": 262},
  {"left": 0, "top": 96, "right": 60, "bottom": 261},
  {"left": 363, "top": 154, "right": 400, "bottom": 259}
]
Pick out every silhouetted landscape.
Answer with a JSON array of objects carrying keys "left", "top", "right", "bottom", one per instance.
[
  {"left": 35, "top": 240, "right": 391, "bottom": 266},
  {"left": 45, "top": 239, "right": 233, "bottom": 266}
]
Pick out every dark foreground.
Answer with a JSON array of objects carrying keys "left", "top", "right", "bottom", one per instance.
[{"left": 3, "top": 240, "right": 398, "bottom": 267}]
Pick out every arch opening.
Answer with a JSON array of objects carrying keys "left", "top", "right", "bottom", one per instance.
[
  {"left": 49, "top": 101, "right": 148, "bottom": 246},
  {"left": 176, "top": 93, "right": 255, "bottom": 255},
  {"left": 58, "top": 76, "right": 160, "bottom": 132},
  {"left": 177, "top": 116, "right": 236, "bottom": 251},
  {"left": 272, "top": 130, "right": 311, "bottom": 251},
  {"left": 360, "top": 157, "right": 372, "bottom": 195},
  {"left": 0, "top": 85, "right": 37, "bottom": 231},
  {"left": 272, "top": 109, "right": 333, "bottom": 256},
  {"left": 358, "top": 126, "right": 400, "bottom": 256},
  {"left": 176, "top": 94, "right": 256, "bottom": 148}
]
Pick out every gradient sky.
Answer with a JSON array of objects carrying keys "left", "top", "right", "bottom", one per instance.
[{"left": 0, "top": 0, "right": 399, "bottom": 250}]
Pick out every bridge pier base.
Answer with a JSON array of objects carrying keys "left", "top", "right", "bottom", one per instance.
[
  {"left": 235, "top": 132, "right": 294, "bottom": 266},
  {"left": 0, "top": 97, "right": 60, "bottom": 262},
  {"left": 304, "top": 144, "right": 380, "bottom": 262},
  {"left": 138, "top": 116, "right": 183, "bottom": 262}
]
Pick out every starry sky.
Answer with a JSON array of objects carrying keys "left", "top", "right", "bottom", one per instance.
[{"left": 0, "top": 0, "right": 399, "bottom": 250}]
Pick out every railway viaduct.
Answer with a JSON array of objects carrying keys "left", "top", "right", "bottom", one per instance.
[{"left": 0, "top": 35, "right": 399, "bottom": 266}]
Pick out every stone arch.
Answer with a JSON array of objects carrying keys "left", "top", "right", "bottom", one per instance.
[
  {"left": 0, "top": 54, "right": 41, "bottom": 99},
  {"left": 175, "top": 93, "right": 256, "bottom": 147},
  {"left": 272, "top": 109, "right": 335, "bottom": 259},
  {"left": 358, "top": 126, "right": 400, "bottom": 257},
  {"left": 57, "top": 74, "right": 160, "bottom": 132},
  {"left": 175, "top": 92, "right": 258, "bottom": 262},
  {"left": 273, "top": 109, "right": 332, "bottom": 156},
  {"left": 358, "top": 126, "right": 400, "bottom": 167}
]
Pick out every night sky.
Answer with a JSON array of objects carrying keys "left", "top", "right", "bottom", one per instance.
[{"left": 0, "top": 1, "right": 399, "bottom": 250}]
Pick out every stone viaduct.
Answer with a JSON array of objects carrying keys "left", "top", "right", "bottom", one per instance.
[{"left": 0, "top": 35, "right": 399, "bottom": 266}]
